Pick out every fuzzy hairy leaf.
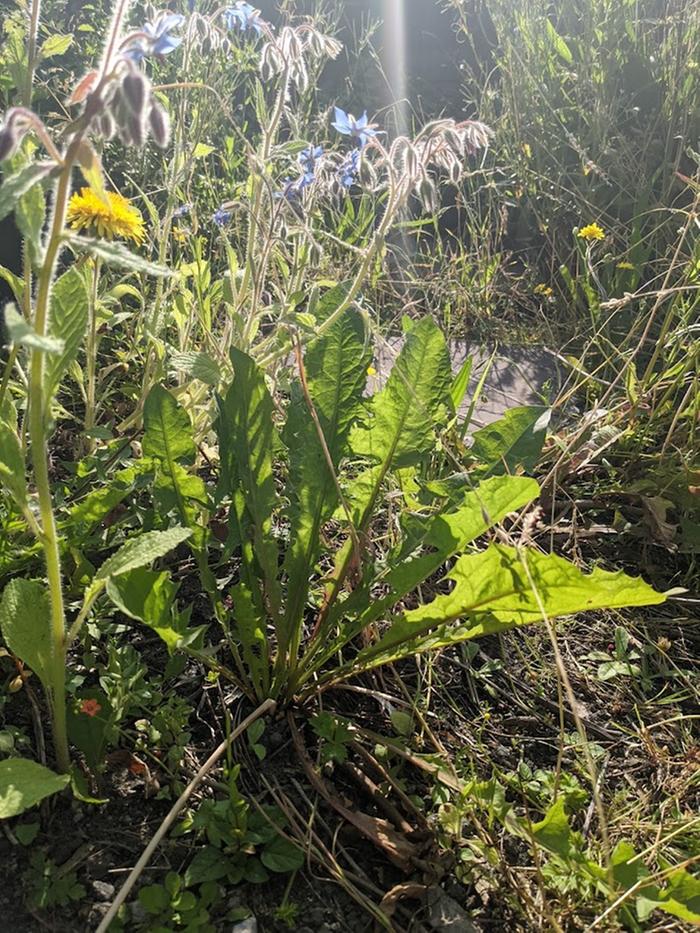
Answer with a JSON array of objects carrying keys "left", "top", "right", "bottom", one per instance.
[
  {"left": 0, "top": 579, "right": 53, "bottom": 690},
  {"left": 351, "top": 544, "right": 666, "bottom": 672},
  {"left": 0, "top": 162, "right": 53, "bottom": 223},
  {"left": 4, "top": 303, "right": 63, "bottom": 354},
  {"left": 44, "top": 266, "right": 89, "bottom": 399},
  {"left": 65, "top": 235, "right": 172, "bottom": 277},
  {"left": 216, "top": 348, "right": 280, "bottom": 619},
  {"left": 283, "top": 309, "right": 370, "bottom": 642},
  {"left": 0, "top": 759, "right": 69, "bottom": 818},
  {"left": 0, "top": 418, "right": 27, "bottom": 508},
  {"left": 96, "top": 527, "right": 191, "bottom": 581}
]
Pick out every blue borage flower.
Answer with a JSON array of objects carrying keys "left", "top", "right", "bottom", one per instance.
[
  {"left": 213, "top": 206, "right": 232, "bottom": 227},
  {"left": 124, "top": 12, "right": 185, "bottom": 62},
  {"left": 332, "top": 107, "right": 380, "bottom": 148},
  {"left": 278, "top": 173, "right": 314, "bottom": 201},
  {"left": 299, "top": 145, "right": 323, "bottom": 175},
  {"left": 223, "top": 2, "right": 267, "bottom": 35},
  {"left": 339, "top": 148, "right": 361, "bottom": 189},
  {"left": 173, "top": 203, "right": 192, "bottom": 218}
]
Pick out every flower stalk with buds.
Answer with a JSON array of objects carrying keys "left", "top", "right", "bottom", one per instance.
[{"left": 0, "top": 0, "right": 174, "bottom": 772}]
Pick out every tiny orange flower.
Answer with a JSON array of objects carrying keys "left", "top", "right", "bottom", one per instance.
[{"left": 79, "top": 698, "right": 102, "bottom": 717}]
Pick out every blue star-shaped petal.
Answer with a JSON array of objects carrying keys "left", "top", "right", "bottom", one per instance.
[
  {"left": 223, "top": 2, "right": 266, "bottom": 35},
  {"left": 332, "top": 107, "right": 379, "bottom": 147},
  {"left": 124, "top": 12, "right": 184, "bottom": 61}
]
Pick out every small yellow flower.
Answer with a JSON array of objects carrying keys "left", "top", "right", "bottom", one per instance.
[
  {"left": 172, "top": 226, "right": 189, "bottom": 244},
  {"left": 616, "top": 261, "right": 634, "bottom": 270},
  {"left": 67, "top": 187, "right": 145, "bottom": 244},
  {"left": 534, "top": 283, "right": 553, "bottom": 297},
  {"left": 367, "top": 365, "right": 377, "bottom": 376},
  {"left": 578, "top": 222, "right": 605, "bottom": 242}
]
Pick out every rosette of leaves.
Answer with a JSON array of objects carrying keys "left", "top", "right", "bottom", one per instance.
[{"left": 128, "top": 291, "right": 668, "bottom": 702}]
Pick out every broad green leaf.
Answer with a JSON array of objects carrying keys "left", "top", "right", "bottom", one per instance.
[
  {"left": 350, "top": 316, "right": 453, "bottom": 472},
  {"left": 471, "top": 406, "right": 551, "bottom": 475},
  {"left": 184, "top": 848, "right": 230, "bottom": 886},
  {"left": 229, "top": 582, "right": 269, "bottom": 699},
  {"left": 382, "top": 475, "right": 540, "bottom": 602},
  {"left": 650, "top": 866, "right": 700, "bottom": 923},
  {"left": 351, "top": 545, "right": 666, "bottom": 672},
  {"left": 4, "top": 303, "right": 63, "bottom": 354},
  {"left": 66, "top": 688, "right": 112, "bottom": 770},
  {"left": 66, "top": 461, "right": 153, "bottom": 530},
  {"left": 0, "top": 759, "right": 69, "bottom": 818},
  {"left": 0, "top": 418, "right": 27, "bottom": 507},
  {"left": 546, "top": 20, "right": 573, "bottom": 64},
  {"left": 192, "top": 142, "right": 215, "bottom": 159},
  {"left": 65, "top": 235, "right": 172, "bottom": 277},
  {"left": 143, "top": 385, "right": 196, "bottom": 464},
  {"left": 216, "top": 348, "right": 280, "bottom": 619},
  {"left": 169, "top": 350, "right": 221, "bottom": 386},
  {"left": 44, "top": 266, "right": 89, "bottom": 399},
  {"left": 143, "top": 386, "right": 208, "bottom": 535},
  {"left": 0, "top": 162, "right": 53, "bottom": 223},
  {"left": 283, "top": 308, "right": 370, "bottom": 643},
  {"left": 261, "top": 835, "right": 304, "bottom": 873},
  {"left": 105, "top": 567, "right": 201, "bottom": 652},
  {"left": 96, "top": 526, "right": 191, "bottom": 581},
  {"left": 449, "top": 354, "right": 472, "bottom": 412},
  {"left": 0, "top": 579, "right": 52, "bottom": 690},
  {"left": 531, "top": 798, "right": 581, "bottom": 860},
  {"left": 40, "top": 34, "right": 73, "bottom": 58},
  {"left": 310, "top": 476, "right": 539, "bottom": 674}
]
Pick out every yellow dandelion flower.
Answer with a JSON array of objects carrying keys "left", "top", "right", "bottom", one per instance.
[
  {"left": 367, "top": 364, "right": 377, "bottom": 376},
  {"left": 578, "top": 222, "right": 605, "bottom": 242},
  {"left": 67, "top": 187, "right": 145, "bottom": 244}
]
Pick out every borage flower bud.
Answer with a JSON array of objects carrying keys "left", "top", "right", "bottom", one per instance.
[
  {"left": 403, "top": 144, "right": 420, "bottom": 180},
  {"left": 127, "top": 113, "right": 145, "bottom": 147},
  {"left": 417, "top": 172, "right": 438, "bottom": 213},
  {"left": 194, "top": 13, "right": 209, "bottom": 39},
  {"left": 122, "top": 70, "right": 149, "bottom": 116},
  {"left": 148, "top": 103, "right": 171, "bottom": 148},
  {"left": 0, "top": 124, "right": 20, "bottom": 162},
  {"left": 98, "top": 111, "right": 116, "bottom": 140},
  {"left": 308, "top": 241, "right": 323, "bottom": 265},
  {"left": 322, "top": 36, "right": 343, "bottom": 59},
  {"left": 358, "top": 153, "right": 377, "bottom": 189}
]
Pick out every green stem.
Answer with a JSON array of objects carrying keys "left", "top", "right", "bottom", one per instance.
[
  {"left": 238, "top": 68, "right": 290, "bottom": 349},
  {"left": 28, "top": 163, "right": 75, "bottom": 773},
  {"left": 84, "top": 257, "right": 101, "bottom": 449}
]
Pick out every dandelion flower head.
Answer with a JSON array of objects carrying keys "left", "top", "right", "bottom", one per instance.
[
  {"left": 67, "top": 187, "right": 146, "bottom": 244},
  {"left": 578, "top": 222, "right": 605, "bottom": 242}
]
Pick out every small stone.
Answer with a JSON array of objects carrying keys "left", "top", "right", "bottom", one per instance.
[
  {"left": 426, "top": 887, "right": 478, "bottom": 933},
  {"left": 91, "top": 880, "right": 115, "bottom": 901},
  {"left": 231, "top": 919, "right": 257, "bottom": 933}
]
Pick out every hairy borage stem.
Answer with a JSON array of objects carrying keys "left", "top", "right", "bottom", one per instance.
[{"left": 24, "top": 0, "right": 133, "bottom": 772}]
